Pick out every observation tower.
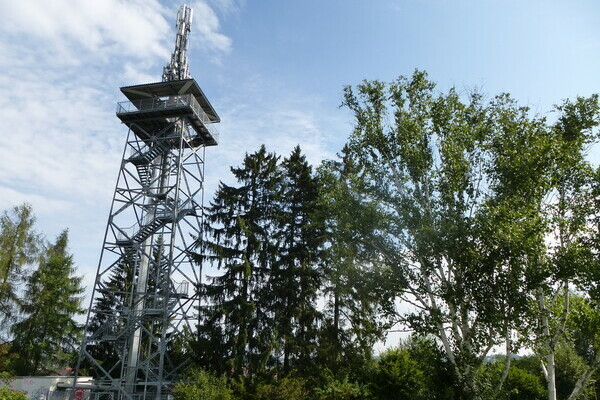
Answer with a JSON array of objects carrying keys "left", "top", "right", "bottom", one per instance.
[{"left": 74, "top": 5, "right": 218, "bottom": 400}]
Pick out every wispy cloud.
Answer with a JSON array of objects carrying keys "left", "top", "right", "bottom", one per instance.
[
  {"left": 206, "top": 0, "right": 246, "bottom": 16},
  {"left": 189, "top": 0, "right": 233, "bottom": 58},
  {"left": 202, "top": 73, "right": 343, "bottom": 197},
  {"left": 0, "top": 0, "right": 171, "bottom": 63},
  {"left": 0, "top": 0, "right": 235, "bottom": 307}
]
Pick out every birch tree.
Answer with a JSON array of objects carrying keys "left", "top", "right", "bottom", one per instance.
[
  {"left": 339, "top": 71, "right": 558, "bottom": 398},
  {"left": 530, "top": 96, "right": 600, "bottom": 400}
]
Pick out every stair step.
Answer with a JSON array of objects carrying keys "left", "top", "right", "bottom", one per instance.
[{"left": 128, "top": 143, "right": 169, "bottom": 165}]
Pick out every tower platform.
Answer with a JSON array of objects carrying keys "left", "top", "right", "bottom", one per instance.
[{"left": 116, "top": 78, "right": 220, "bottom": 146}]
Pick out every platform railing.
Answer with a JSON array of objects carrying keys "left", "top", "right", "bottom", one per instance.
[{"left": 116, "top": 95, "right": 220, "bottom": 144}]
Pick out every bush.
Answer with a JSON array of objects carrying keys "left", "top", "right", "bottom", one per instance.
[
  {"left": 171, "top": 369, "right": 233, "bottom": 400},
  {"left": 505, "top": 366, "right": 546, "bottom": 400},
  {"left": 313, "top": 376, "right": 371, "bottom": 400},
  {"left": 478, "top": 360, "right": 546, "bottom": 400},
  {"left": 0, "top": 386, "right": 28, "bottom": 400},
  {"left": 404, "top": 336, "right": 456, "bottom": 400},
  {"left": 255, "top": 377, "right": 308, "bottom": 400},
  {"left": 370, "top": 348, "right": 425, "bottom": 400}
]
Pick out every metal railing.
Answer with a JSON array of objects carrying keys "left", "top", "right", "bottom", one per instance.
[
  {"left": 175, "top": 281, "right": 189, "bottom": 296},
  {"left": 115, "top": 199, "right": 195, "bottom": 243},
  {"left": 116, "top": 95, "right": 220, "bottom": 143}
]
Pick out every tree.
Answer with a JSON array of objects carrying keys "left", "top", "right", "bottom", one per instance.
[
  {"left": 0, "top": 203, "right": 40, "bottom": 337},
  {"left": 316, "top": 146, "right": 391, "bottom": 376},
  {"left": 525, "top": 96, "right": 600, "bottom": 400},
  {"left": 197, "top": 145, "right": 282, "bottom": 377},
  {"left": 83, "top": 252, "right": 135, "bottom": 378},
  {"left": 338, "top": 70, "right": 564, "bottom": 398},
  {"left": 10, "top": 230, "right": 85, "bottom": 375},
  {"left": 478, "top": 360, "right": 546, "bottom": 400},
  {"left": 270, "top": 145, "right": 323, "bottom": 374}
]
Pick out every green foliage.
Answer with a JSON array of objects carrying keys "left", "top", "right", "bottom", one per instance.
[
  {"left": 316, "top": 147, "right": 389, "bottom": 375},
  {"left": 504, "top": 367, "right": 547, "bottom": 400},
  {"left": 271, "top": 146, "right": 324, "bottom": 374},
  {"left": 0, "top": 372, "right": 27, "bottom": 400},
  {"left": 370, "top": 348, "right": 425, "bottom": 400},
  {"left": 10, "top": 230, "right": 85, "bottom": 375},
  {"left": 368, "top": 337, "right": 456, "bottom": 400},
  {"left": 554, "top": 343, "right": 594, "bottom": 400},
  {"left": 0, "top": 344, "right": 18, "bottom": 373},
  {"left": 338, "top": 70, "right": 600, "bottom": 398},
  {"left": 186, "top": 72, "right": 600, "bottom": 399},
  {"left": 0, "top": 386, "right": 27, "bottom": 400},
  {"left": 403, "top": 336, "right": 456, "bottom": 400},
  {"left": 479, "top": 360, "right": 546, "bottom": 400},
  {"left": 255, "top": 376, "right": 308, "bottom": 400},
  {"left": 197, "top": 145, "right": 283, "bottom": 376},
  {"left": 172, "top": 369, "right": 233, "bottom": 400},
  {"left": 0, "top": 203, "right": 40, "bottom": 336},
  {"left": 197, "top": 145, "right": 326, "bottom": 378},
  {"left": 312, "top": 374, "right": 371, "bottom": 400}
]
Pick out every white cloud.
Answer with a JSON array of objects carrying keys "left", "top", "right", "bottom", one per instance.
[
  {"left": 189, "top": 1, "right": 233, "bottom": 55},
  {"left": 0, "top": 0, "right": 234, "bottom": 213},
  {"left": 207, "top": 0, "right": 245, "bottom": 16},
  {"left": 0, "top": 187, "right": 73, "bottom": 218},
  {"left": 0, "top": 0, "right": 171, "bottom": 62}
]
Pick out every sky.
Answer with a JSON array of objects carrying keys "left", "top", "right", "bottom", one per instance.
[{"left": 0, "top": 0, "right": 599, "bottom": 350}]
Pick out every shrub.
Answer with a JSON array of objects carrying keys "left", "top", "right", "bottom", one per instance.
[
  {"left": 171, "top": 369, "right": 233, "bottom": 400},
  {"left": 370, "top": 348, "right": 427, "bottom": 400},
  {"left": 0, "top": 386, "right": 28, "bottom": 400},
  {"left": 255, "top": 377, "right": 308, "bottom": 400},
  {"left": 313, "top": 376, "right": 371, "bottom": 400}
]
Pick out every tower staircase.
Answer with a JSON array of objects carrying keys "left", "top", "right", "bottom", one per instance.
[{"left": 128, "top": 142, "right": 172, "bottom": 187}]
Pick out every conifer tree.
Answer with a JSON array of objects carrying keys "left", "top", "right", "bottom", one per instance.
[
  {"left": 197, "top": 145, "right": 282, "bottom": 377},
  {"left": 85, "top": 252, "right": 135, "bottom": 377},
  {"left": 10, "top": 230, "right": 84, "bottom": 375},
  {"left": 271, "top": 145, "right": 324, "bottom": 374}
]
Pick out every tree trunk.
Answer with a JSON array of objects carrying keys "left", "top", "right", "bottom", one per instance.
[
  {"left": 546, "top": 352, "right": 557, "bottom": 400},
  {"left": 538, "top": 288, "right": 557, "bottom": 400}
]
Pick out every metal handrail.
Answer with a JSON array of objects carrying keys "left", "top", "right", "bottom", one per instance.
[
  {"left": 116, "top": 95, "right": 220, "bottom": 143},
  {"left": 116, "top": 198, "right": 195, "bottom": 242}
]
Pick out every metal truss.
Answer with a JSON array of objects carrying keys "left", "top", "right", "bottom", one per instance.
[
  {"left": 75, "top": 81, "right": 219, "bottom": 400},
  {"left": 73, "top": 6, "right": 219, "bottom": 399}
]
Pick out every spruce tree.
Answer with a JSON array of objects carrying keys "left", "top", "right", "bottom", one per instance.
[
  {"left": 271, "top": 146, "right": 323, "bottom": 374},
  {"left": 85, "top": 252, "right": 135, "bottom": 377},
  {"left": 197, "top": 145, "right": 281, "bottom": 377},
  {"left": 10, "top": 230, "right": 85, "bottom": 375}
]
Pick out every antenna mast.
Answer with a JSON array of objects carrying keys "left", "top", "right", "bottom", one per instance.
[{"left": 162, "top": 5, "right": 193, "bottom": 82}]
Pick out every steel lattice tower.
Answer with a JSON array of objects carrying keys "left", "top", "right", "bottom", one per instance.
[{"left": 74, "top": 5, "right": 218, "bottom": 400}]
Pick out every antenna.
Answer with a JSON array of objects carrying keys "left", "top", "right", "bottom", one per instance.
[{"left": 162, "top": 5, "right": 193, "bottom": 82}]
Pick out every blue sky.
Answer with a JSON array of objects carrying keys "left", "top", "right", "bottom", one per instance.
[{"left": 0, "top": 0, "right": 599, "bottom": 349}]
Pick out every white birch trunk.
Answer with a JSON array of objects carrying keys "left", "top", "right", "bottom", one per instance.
[
  {"left": 546, "top": 352, "right": 557, "bottom": 400},
  {"left": 538, "top": 288, "right": 557, "bottom": 400}
]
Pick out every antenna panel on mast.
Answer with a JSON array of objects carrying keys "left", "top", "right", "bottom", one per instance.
[{"left": 162, "top": 4, "right": 193, "bottom": 82}]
